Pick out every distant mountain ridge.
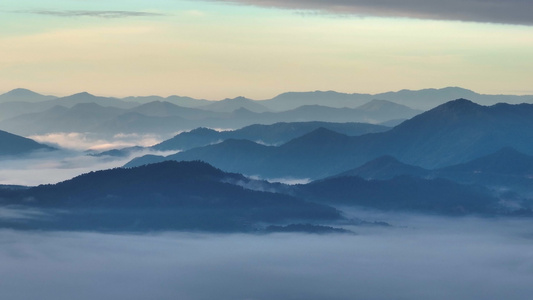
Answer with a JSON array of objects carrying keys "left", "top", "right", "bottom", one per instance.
[
  {"left": 3, "top": 86, "right": 532, "bottom": 112},
  {"left": 152, "top": 121, "right": 389, "bottom": 151},
  {"left": 0, "top": 98, "right": 414, "bottom": 136}
]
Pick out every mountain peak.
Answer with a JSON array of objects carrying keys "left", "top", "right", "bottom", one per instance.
[
  {"left": 188, "top": 127, "right": 219, "bottom": 135},
  {"left": 3, "top": 88, "right": 40, "bottom": 96},
  {"left": 357, "top": 99, "right": 411, "bottom": 111},
  {"left": 285, "top": 127, "right": 349, "bottom": 147},
  {"left": 423, "top": 98, "right": 483, "bottom": 116},
  {"left": 71, "top": 92, "right": 95, "bottom": 97},
  {"left": 0, "top": 88, "right": 56, "bottom": 103},
  {"left": 334, "top": 155, "right": 430, "bottom": 180}
]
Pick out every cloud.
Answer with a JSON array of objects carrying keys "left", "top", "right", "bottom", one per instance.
[
  {"left": 15, "top": 10, "right": 165, "bottom": 18},
  {"left": 1, "top": 216, "right": 533, "bottom": 299},
  {"left": 211, "top": 0, "right": 533, "bottom": 25},
  {"left": 0, "top": 148, "right": 178, "bottom": 186},
  {"left": 28, "top": 132, "right": 165, "bottom": 151}
]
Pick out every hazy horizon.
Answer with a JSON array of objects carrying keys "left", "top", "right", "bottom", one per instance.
[{"left": 2, "top": 1, "right": 532, "bottom": 99}]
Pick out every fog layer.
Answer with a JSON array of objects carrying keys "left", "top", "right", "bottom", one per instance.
[{"left": 1, "top": 216, "right": 533, "bottom": 300}]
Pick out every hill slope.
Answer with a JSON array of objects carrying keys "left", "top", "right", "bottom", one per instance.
[
  {"left": 0, "top": 161, "right": 340, "bottom": 231},
  {"left": 0, "top": 129, "right": 55, "bottom": 156}
]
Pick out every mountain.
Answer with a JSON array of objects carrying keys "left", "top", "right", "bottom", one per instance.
[
  {"left": 46, "top": 92, "right": 138, "bottom": 109},
  {"left": 0, "top": 161, "right": 340, "bottom": 231},
  {"left": 123, "top": 95, "right": 213, "bottom": 107},
  {"left": 200, "top": 96, "right": 270, "bottom": 113},
  {"left": 152, "top": 121, "right": 390, "bottom": 151},
  {"left": 356, "top": 99, "right": 421, "bottom": 120},
  {"left": 332, "top": 148, "right": 533, "bottom": 197},
  {"left": 0, "top": 101, "right": 47, "bottom": 121},
  {"left": 0, "top": 129, "right": 55, "bottom": 156},
  {"left": 126, "top": 99, "right": 533, "bottom": 179},
  {"left": 335, "top": 156, "right": 430, "bottom": 180},
  {"left": 294, "top": 175, "right": 500, "bottom": 215},
  {"left": 257, "top": 102, "right": 421, "bottom": 124},
  {"left": 127, "top": 101, "right": 219, "bottom": 119},
  {"left": 0, "top": 103, "right": 126, "bottom": 135},
  {"left": 0, "top": 96, "right": 411, "bottom": 136},
  {"left": 0, "top": 88, "right": 57, "bottom": 103},
  {"left": 259, "top": 91, "right": 373, "bottom": 111},
  {"left": 260, "top": 87, "right": 533, "bottom": 111},
  {"left": 434, "top": 147, "right": 533, "bottom": 196}
]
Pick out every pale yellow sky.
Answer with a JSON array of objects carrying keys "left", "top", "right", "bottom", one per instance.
[{"left": 1, "top": 0, "right": 532, "bottom": 99}]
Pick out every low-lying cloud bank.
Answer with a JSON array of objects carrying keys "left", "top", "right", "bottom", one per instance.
[
  {"left": 0, "top": 149, "right": 177, "bottom": 186},
  {"left": 28, "top": 132, "right": 165, "bottom": 151},
  {"left": 1, "top": 216, "right": 533, "bottom": 300},
  {"left": 213, "top": 0, "right": 533, "bottom": 25}
]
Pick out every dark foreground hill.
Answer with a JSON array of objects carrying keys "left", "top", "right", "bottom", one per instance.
[{"left": 0, "top": 161, "right": 340, "bottom": 232}]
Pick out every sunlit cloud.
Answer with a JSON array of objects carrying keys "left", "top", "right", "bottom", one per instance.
[{"left": 28, "top": 132, "right": 165, "bottom": 151}]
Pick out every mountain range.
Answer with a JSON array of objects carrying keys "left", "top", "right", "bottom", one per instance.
[
  {"left": 0, "top": 98, "right": 415, "bottom": 136},
  {"left": 152, "top": 121, "right": 389, "bottom": 152},
  {"left": 0, "top": 159, "right": 522, "bottom": 232},
  {"left": 2, "top": 86, "right": 532, "bottom": 117},
  {"left": 125, "top": 99, "right": 533, "bottom": 179},
  {"left": 336, "top": 147, "right": 533, "bottom": 197}
]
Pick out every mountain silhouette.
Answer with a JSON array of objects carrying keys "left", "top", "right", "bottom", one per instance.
[
  {"left": 125, "top": 99, "right": 533, "bottom": 179},
  {"left": 334, "top": 155, "right": 430, "bottom": 179},
  {"left": 152, "top": 121, "right": 389, "bottom": 151},
  {"left": 0, "top": 88, "right": 56, "bottom": 103},
  {"left": 200, "top": 96, "right": 270, "bottom": 113},
  {"left": 0, "top": 129, "right": 55, "bottom": 156},
  {"left": 0, "top": 161, "right": 340, "bottom": 231}
]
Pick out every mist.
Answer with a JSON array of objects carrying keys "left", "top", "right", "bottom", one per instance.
[
  {"left": 0, "top": 131, "right": 181, "bottom": 186},
  {"left": 28, "top": 132, "right": 167, "bottom": 151},
  {"left": 1, "top": 215, "right": 533, "bottom": 300},
  {"left": 0, "top": 149, "right": 177, "bottom": 186}
]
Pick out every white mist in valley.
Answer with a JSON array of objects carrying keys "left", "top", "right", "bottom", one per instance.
[
  {"left": 0, "top": 131, "right": 179, "bottom": 186},
  {"left": 1, "top": 215, "right": 533, "bottom": 300}
]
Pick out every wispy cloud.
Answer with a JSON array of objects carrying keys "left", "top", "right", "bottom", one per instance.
[
  {"left": 15, "top": 10, "right": 166, "bottom": 18},
  {"left": 211, "top": 0, "right": 533, "bottom": 25}
]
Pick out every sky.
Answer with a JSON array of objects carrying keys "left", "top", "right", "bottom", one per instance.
[{"left": 1, "top": 0, "right": 532, "bottom": 99}]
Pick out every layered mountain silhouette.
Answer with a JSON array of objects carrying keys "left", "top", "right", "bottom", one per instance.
[
  {"left": 332, "top": 147, "right": 533, "bottom": 197},
  {"left": 0, "top": 129, "right": 55, "bottom": 157},
  {"left": 199, "top": 96, "right": 270, "bottom": 113},
  {"left": 0, "top": 161, "right": 340, "bottom": 231},
  {"left": 259, "top": 87, "right": 533, "bottom": 111},
  {"left": 152, "top": 121, "right": 389, "bottom": 152},
  {"left": 0, "top": 98, "right": 414, "bottom": 136},
  {"left": 126, "top": 99, "right": 533, "bottom": 179}
]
